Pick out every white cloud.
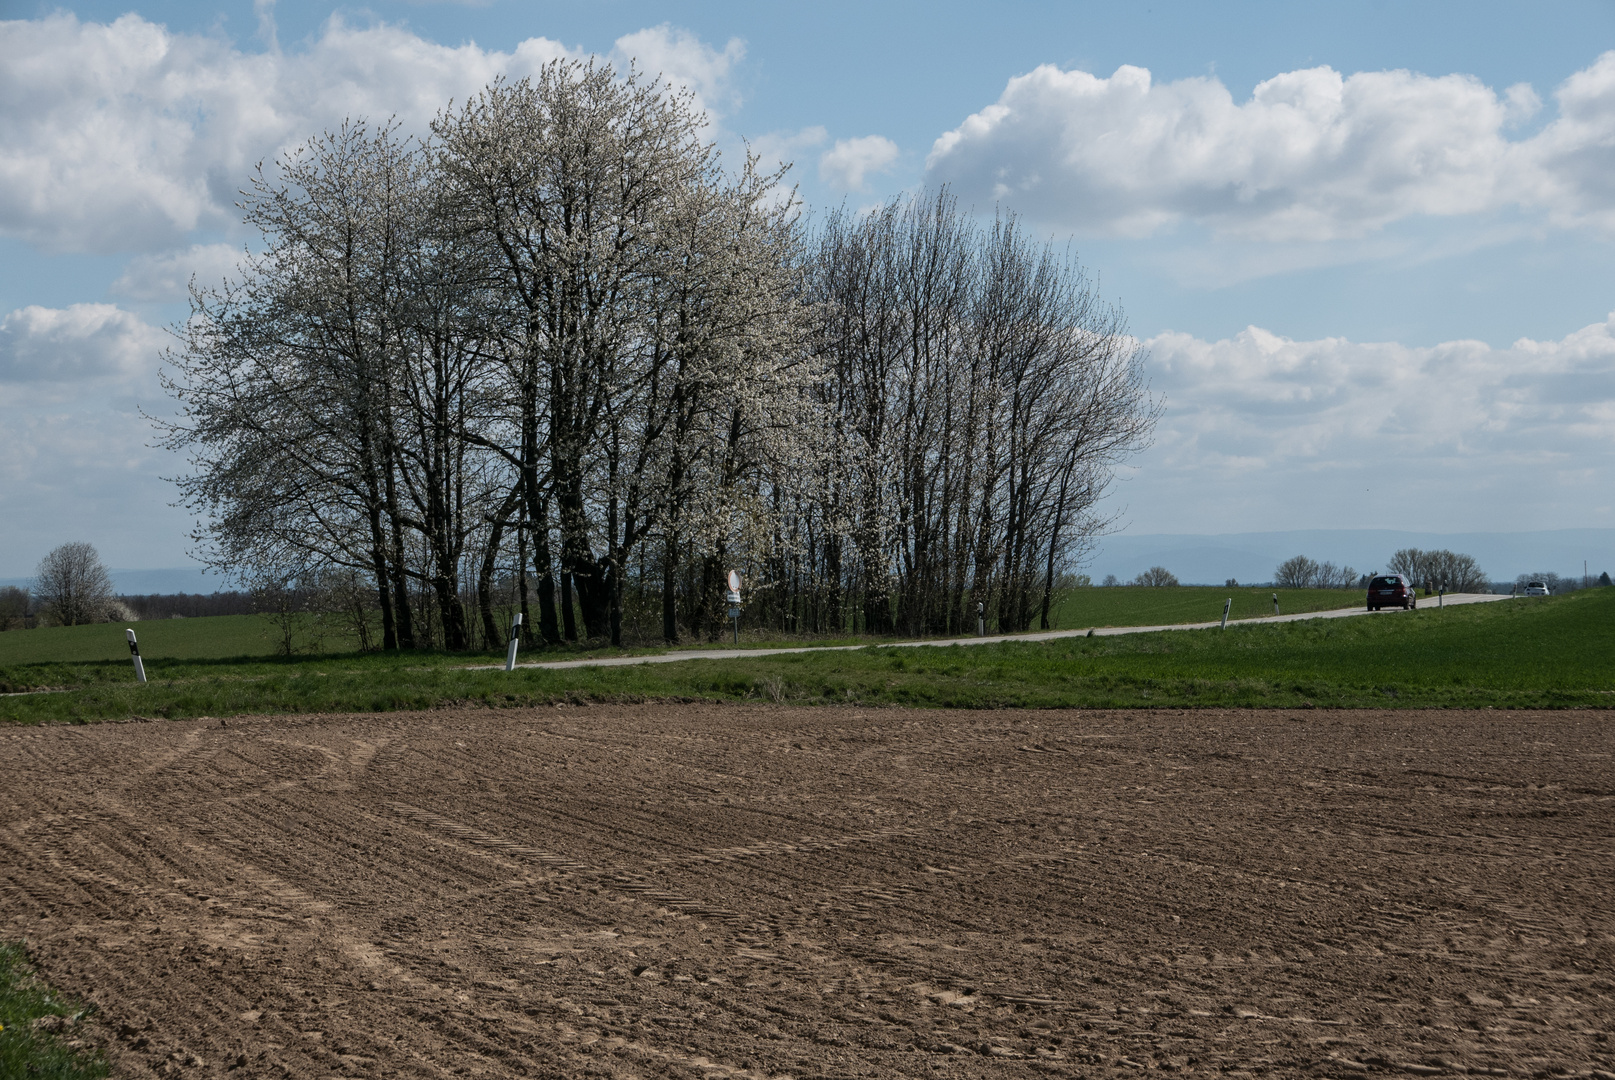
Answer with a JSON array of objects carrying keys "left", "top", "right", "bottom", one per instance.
[
  {"left": 0, "top": 303, "right": 166, "bottom": 383},
  {"left": 610, "top": 24, "right": 745, "bottom": 118},
  {"left": 1121, "top": 315, "right": 1615, "bottom": 531},
  {"left": 927, "top": 53, "right": 1615, "bottom": 242},
  {"left": 111, "top": 243, "right": 244, "bottom": 302},
  {"left": 0, "top": 13, "right": 742, "bottom": 254},
  {"left": 746, "top": 126, "right": 828, "bottom": 175},
  {"left": 1525, "top": 51, "right": 1615, "bottom": 232},
  {"left": 819, "top": 135, "right": 901, "bottom": 191}
]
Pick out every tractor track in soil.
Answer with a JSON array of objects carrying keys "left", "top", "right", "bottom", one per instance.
[{"left": 1, "top": 704, "right": 1612, "bottom": 1078}]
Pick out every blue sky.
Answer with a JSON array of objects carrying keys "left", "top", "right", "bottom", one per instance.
[{"left": 1, "top": 0, "right": 1613, "bottom": 574}]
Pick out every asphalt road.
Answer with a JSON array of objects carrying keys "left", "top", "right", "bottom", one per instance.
[{"left": 494, "top": 592, "right": 1516, "bottom": 671}]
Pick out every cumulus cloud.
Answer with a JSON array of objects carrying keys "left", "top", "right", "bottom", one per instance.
[
  {"left": 0, "top": 13, "right": 742, "bottom": 253},
  {"left": 610, "top": 24, "right": 745, "bottom": 117},
  {"left": 0, "top": 303, "right": 166, "bottom": 383},
  {"left": 818, "top": 135, "right": 901, "bottom": 191},
  {"left": 111, "top": 243, "right": 243, "bottom": 302},
  {"left": 1123, "top": 315, "right": 1615, "bottom": 530},
  {"left": 927, "top": 53, "right": 1615, "bottom": 241}
]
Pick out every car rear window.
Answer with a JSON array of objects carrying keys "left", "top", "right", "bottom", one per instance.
[{"left": 1371, "top": 577, "right": 1401, "bottom": 587}]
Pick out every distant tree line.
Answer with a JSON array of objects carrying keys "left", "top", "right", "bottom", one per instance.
[
  {"left": 0, "top": 542, "right": 266, "bottom": 631},
  {"left": 156, "top": 62, "right": 1158, "bottom": 651},
  {"left": 1514, "top": 570, "right": 1612, "bottom": 595}
]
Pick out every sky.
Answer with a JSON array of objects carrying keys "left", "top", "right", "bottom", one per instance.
[{"left": 1, "top": 0, "right": 1613, "bottom": 576}]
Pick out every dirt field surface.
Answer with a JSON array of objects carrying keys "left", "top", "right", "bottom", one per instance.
[{"left": 2, "top": 706, "right": 1612, "bottom": 1079}]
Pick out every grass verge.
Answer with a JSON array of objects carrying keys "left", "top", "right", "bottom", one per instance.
[
  {"left": 0, "top": 587, "right": 1362, "bottom": 668},
  {"left": 0, "top": 590, "right": 1609, "bottom": 723},
  {"left": 0, "top": 943, "right": 108, "bottom": 1080}
]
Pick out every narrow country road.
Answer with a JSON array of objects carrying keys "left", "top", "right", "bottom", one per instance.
[{"left": 489, "top": 591, "right": 1516, "bottom": 671}]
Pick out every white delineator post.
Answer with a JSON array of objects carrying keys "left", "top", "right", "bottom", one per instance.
[
  {"left": 1272, "top": 592, "right": 1279, "bottom": 616},
  {"left": 126, "top": 628, "right": 146, "bottom": 684},
  {"left": 726, "top": 570, "right": 742, "bottom": 645},
  {"left": 977, "top": 600, "right": 985, "bottom": 637},
  {"left": 505, "top": 612, "right": 523, "bottom": 672},
  {"left": 1221, "top": 598, "right": 1231, "bottom": 630}
]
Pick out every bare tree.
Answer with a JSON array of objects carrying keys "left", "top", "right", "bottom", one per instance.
[
  {"left": 1315, "top": 561, "right": 1358, "bottom": 589},
  {"left": 33, "top": 543, "right": 115, "bottom": 626},
  {"left": 1424, "top": 550, "right": 1486, "bottom": 592},
  {"left": 1391, "top": 548, "right": 1485, "bottom": 592},
  {"left": 1274, "top": 555, "right": 1318, "bottom": 588},
  {"left": 800, "top": 190, "right": 1156, "bottom": 637},
  {"left": 1132, "top": 566, "right": 1179, "bottom": 587}
]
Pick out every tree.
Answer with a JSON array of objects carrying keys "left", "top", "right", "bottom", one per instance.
[
  {"left": 1601, "top": 571, "right": 1611, "bottom": 587},
  {"left": 34, "top": 543, "right": 115, "bottom": 626},
  {"left": 1132, "top": 566, "right": 1179, "bottom": 587},
  {"left": 1314, "top": 561, "right": 1358, "bottom": 589},
  {"left": 0, "top": 585, "right": 28, "bottom": 630},
  {"left": 1274, "top": 555, "right": 1318, "bottom": 588},
  {"left": 1424, "top": 550, "right": 1486, "bottom": 592}
]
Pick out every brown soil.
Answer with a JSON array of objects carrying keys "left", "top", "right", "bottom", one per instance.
[{"left": 2, "top": 705, "right": 1611, "bottom": 1078}]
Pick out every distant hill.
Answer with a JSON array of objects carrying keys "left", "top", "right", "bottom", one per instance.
[
  {"left": 1085, "top": 529, "right": 1615, "bottom": 586},
  {"left": 0, "top": 566, "right": 232, "bottom": 595}
]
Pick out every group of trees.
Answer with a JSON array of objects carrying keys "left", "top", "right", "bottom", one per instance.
[
  {"left": 1386, "top": 548, "right": 1487, "bottom": 593},
  {"left": 159, "top": 61, "right": 1157, "bottom": 651},
  {"left": 1267, "top": 548, "right": 1488, "bottom": 592},
  {"left": 1273, "top": 555, "right": 1360, "bottom": 589}
]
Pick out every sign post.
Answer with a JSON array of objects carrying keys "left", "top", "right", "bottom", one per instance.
[
  {"left": 505, "top": 612, "right": 523, "bottom": 672},
  {"left": 726, "top": 571, "right": 742, "bottom": 645},
  {"left": 126, "top": 628, "right": 146, "bottom": 684}
]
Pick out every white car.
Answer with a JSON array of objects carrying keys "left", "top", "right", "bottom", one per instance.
[{"left": 1523, "top": 581, "right": 1550, "bottom": 596}]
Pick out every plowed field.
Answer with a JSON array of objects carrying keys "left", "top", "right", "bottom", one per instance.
[{"left": 2, "top": 705, "right": 1611, "bottom": 1078}]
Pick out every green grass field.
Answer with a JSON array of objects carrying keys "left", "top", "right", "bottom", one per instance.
[
  {"left": 0, "top": 614, "right": 360, "bottom": 665},
  {"left": 1, "top": 589, "right": 1608, "bottom": 723},
  {"left": 1044, "top": 585, "right": 1363, "bottom": 629},
  {"left": 0, "top": 943, "right": 107, "bottom": 1080},
  {"left": 0, "top": 586, "right": 1361, "bottom": 669}
]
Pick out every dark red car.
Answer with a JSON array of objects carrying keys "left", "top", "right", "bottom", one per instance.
[{"left": 1367, "top": 573, "right": 1417, "bottom": 611}]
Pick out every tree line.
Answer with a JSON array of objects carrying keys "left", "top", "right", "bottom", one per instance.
[
  {"left": 0, "top": 542, "right": 256, "bottom": 631},
  {"left": 157, "top": 61, "right": 1158, "bottom": 651},
  {"left": 1272, "top": 548, "right": 1489, "bottom": 591}
]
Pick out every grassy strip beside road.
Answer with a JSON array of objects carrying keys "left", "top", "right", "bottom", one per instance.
[
  {"left": 0, "top": 589, "right": 1607, "bottom": 723},
  {"left": 0, "top": 943, "right": 108, "bottom": 1080},
  {"left": 1046, "top": 585, "right": 1362, "bottom": 629},
  {"left": 0, "top": 587, "right": 1361, "bottom": 668}
]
